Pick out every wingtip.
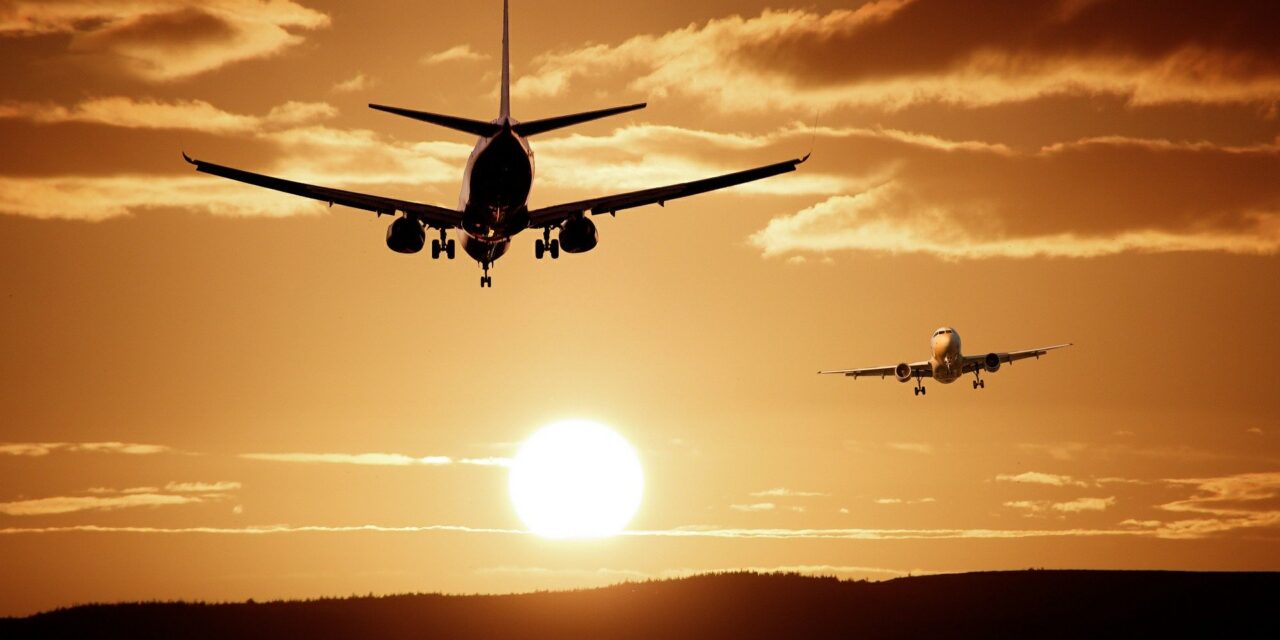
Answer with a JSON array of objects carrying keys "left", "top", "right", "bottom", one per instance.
[
  {"left": 181, "top": 151, "right": 194, "bottom": 165},
  {"left": 798, "top": 152, "right": 811, "bottom": 164}
]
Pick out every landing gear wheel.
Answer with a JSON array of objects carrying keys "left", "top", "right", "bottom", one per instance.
[
  {"left": 431, "top": 239, "right": 442, "bottom": 260},
  {"left": 980, "top": 380, "right": 985, "bottom": 389},
  {"left": 535, "top": 239, "right": 546, "bottom": 259},
  {"left": 549, "top": 239, "right": 560, "bottom": 259},
  {"left": 445, "top": 239, "right": 455, "bottom": 259},
  {"left": 920, "top": 386, "right": 927, "bottom": 396},
  {"left": 480, "top": 275, "right": 493, "bottom": 288},
  {"left": 913, "top": 387, "right": 920, "bottom": 396},
  {"left": 973, "top": 380, "right": 979, "bottom": 389}
]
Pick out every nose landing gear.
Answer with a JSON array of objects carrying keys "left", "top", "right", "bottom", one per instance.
[{"left": 480, "top": 261, "right": 493, "bottom": 288}]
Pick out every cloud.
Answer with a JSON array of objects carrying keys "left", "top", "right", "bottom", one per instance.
[
  {"left": 749, "top": 488, "right": 829, "bottom": 497},
  {"left": 0, "top": 493, "right": 202, "bottom": 516},
  {"left": 239, "top": 452, "right": 509, "bottom": 467},
  {"left": 874, "top": 497, "right": 936, "bottom": 505},
  {"left": 1150, "top": 472, "right": 1280, "bottom": 539},
  {"left": 478, "top": 564, "right": 939, "bottom": 583},
  {"left": 730, "top": 503, "right": 776, "bottom": 512},
  {"left": 1, "top": 0, "right": 331, "bottom": 81},
  {"left": 0, "top": 442, "right": 172, "bottom": 456},
  {"left": 995, "top": 472, "right": 1088, "bottom": 488},
  {"left": 420, "top": 44, "right": 488, "bottom": 65},
  {"left": 331, "top": 73, "right": 374, "bottom": 93},
  {"left": 0, "top": 97, "right": 336, "bottom": 134},
  {"left": 886, "top": 442, "right": 933, "bottom": 454},
  {"left": 0, "top": 523, "right": 1149, "bottom": 540},
  {"left": 1052, "top": 497, "right": 1116, "bottom": 513},
  {"left": 514, "top": 2, "right": 1280, "bottom": 111},
  {"left": 241, "top": 452, "right": 453, "bottom": 466},
  {"left": 164, "top": 481, "right": 241, "bottom": 493},
  {"left": 750, "top": 133, "right": 1280, "bottom": 261},
  {"left": 1004, "top": 496, "right": 1116, "bottom": 515}
]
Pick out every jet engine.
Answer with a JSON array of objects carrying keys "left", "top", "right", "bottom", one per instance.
[
  {"left": 558, "top": 216, "right": 598, "bottom": 254},
  {"left": 386, "top": 216, "right": 425, "bottom": 254},
  {"left": 983, "top": 352, "right": 1002, "bottom": 373},
  {"left": 894, "top": 362, "right": 913, "bottom": 383}
]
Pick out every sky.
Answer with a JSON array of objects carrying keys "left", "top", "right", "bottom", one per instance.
[{"left": 1, "top": 0, "right": 1279, "bottom": 617}]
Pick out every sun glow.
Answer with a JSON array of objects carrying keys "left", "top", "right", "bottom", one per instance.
[{"left": 508, "top": 420, "right": 644, "bottom": 539}]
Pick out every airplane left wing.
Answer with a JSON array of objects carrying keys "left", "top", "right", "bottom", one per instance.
[
  {"left": 818, "top": 361, "right": 932, "bottom": 379},
  {"left": 526, "top": 155, "right": 809, "bottom": 228},
  {"left": 183, "top": 154, "right": 463, "bottom": 228},
  {"left": 962, "top": 343, "right": 1073, "bottom": 371}
]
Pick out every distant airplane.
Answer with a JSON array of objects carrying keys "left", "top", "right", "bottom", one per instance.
[
  {"left": 183, "top": 0, "right": 807, "bottom": 287},
  {"left": 818, "top": 328, "right": 1071, "bottom": 396}
]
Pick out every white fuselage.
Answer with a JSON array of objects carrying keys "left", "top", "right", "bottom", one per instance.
[{"left": 929, "top": 327, "right": 964, "bottom": 384}]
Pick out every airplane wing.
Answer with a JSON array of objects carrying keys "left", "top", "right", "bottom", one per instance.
[
  {"left": 183, "top": 154, "right": 463, "bottom": 228},
  {"left": 817, "top": 361, "right": 932, "bottom": 379},
  {"left": 962, "top": 343, "right": 1073, "bottom": 372},
  {"left": 526, "top": 155, "right": 809, "bottom": 228}
]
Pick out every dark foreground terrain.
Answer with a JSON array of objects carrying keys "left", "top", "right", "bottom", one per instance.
[{"left": 1, "top": 570, "right": 1274, "bottom": 639}]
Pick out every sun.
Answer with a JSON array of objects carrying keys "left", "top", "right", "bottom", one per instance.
[{"left": 508, "top": 419, "right": 644, "bottom": 539}]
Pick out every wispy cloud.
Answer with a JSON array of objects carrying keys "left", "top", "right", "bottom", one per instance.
[
  {"left": 749, "top": 488, "right": 829, "bottom": 497},
  {"left": 0, "top": 523, "right": 1150, "bottom": 540},
  {"left": 331, "top": 72, "right": 374, "bottom": 93},
  {"left": 874, "top": 497, "right": 936, "bottom": 505},
  {"left": 0, "top": 97, "right": 336, "bottom": 134},
  {"left": 1, "top": 0, "right": 331, "bottom": 81},
  {"left": 995, "top": 472, "right": 1088, "bottom": 488},
  {"left": 164, "top": 481, "right": 241, "bottom": 493},
  {"left": 0, "top": 493, "right": 201, "bottom": 516},
  {"left": 886, "top": 442, "right": 933, "bottom": 454},
  {"left": 730, "top": 503, "right": 776, "bottom": 512},
  {"left": 1150, "top": 472, "right": 1280, "bottom": 539},
  {"left": 239, "top": 452, "right": 509, "bottom": 467},
  {"left": 1004, "top": 496, "right": 1116, "bottom": 515},
  {"left": 0, "top": 442, "right": 172, "bottom": 456},
  {"left": 420, "top": 44, "right": 488, "bottom": 65},
  {"left": 514, "top": 4, "right": 1280, "bottom": 111}
]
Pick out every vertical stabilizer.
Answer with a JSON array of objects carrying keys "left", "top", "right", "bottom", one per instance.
[{"left": 500, "top": 0, "right": 511, "bottom": 119}]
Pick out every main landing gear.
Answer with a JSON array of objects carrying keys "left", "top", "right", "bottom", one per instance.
[
  {"left": 972, "top": 369, "right": 986, "bottom": 389},
  {"left": 535, "top": 227, "right": 560, "bottom": 260},
  {"left": 912, "top": 375, "right": 927, "bottom": 396},
  {"left": 431, "top": 229, "right": 455, "bottom": 260},
  {"left": 480, "top": 261, "right": 493, "bottom": 288}
]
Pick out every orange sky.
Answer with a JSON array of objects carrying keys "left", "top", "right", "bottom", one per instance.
[{"left": 1, "top": 0, "right": 1278, "bottom": 617}]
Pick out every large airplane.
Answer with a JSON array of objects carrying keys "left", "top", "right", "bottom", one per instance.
[
  {"left": 819, "top": 328, "right": 1071, "bottom": 396},
  {"left": 182, "top": 0, "right": 807, "bottom": 287}
]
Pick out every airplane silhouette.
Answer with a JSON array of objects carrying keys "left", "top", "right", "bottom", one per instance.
[{"left": 184, "top": 0, "right": 807, "bottom": 287}]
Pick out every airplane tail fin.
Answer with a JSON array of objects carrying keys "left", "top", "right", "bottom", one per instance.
[
  {"left": 512, "top": 103, "right": 647, "bottom": 136},
  {"left": 500, "top": 0, "right": 510, "bottom": 119}
]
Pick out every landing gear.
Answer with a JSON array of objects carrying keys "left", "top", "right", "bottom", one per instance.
[
  {"left": 535, "top": 228, "right": 560, "bottom": 260},
  {"left": 913, "top": 375, "right": 927, "bottom": 396},
  {"left": 431, "top": 230, "right": 455, "bottom": 260},
  {"left": 972, "top": 369, "right": 985, "bottom": 389},
  {"left": 479, "top": 261, "right": 493, "bottom": 288}
]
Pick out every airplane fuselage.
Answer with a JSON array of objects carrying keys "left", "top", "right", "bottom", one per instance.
[
  {"left": 457, "top": 120, "right": 535, "bottom": 265},
  {"left": 929, "top": 327, "right": 964, "bottom": 384}
]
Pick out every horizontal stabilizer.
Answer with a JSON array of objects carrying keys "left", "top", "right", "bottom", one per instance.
[
  {"left": 513, "top": 103, "right": 646, "bottom": 136},
  {"left": 369, "top": 104, "right": 501, "bottom": 137}
]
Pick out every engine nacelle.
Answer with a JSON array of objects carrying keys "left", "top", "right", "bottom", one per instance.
[
  {"left": 983, "top": 352, "right": 1002, "bottom": 373},
  {"left": 386, "top": 216, "right": 425, "bottom": 254},
  {"left": 559, "top": 216, "right": 598, "bottom": 254},
  {"left": 894, "top": 362, "right": 913, "bottom": 383}
]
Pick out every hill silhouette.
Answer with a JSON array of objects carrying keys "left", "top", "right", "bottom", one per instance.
[{"left": 1, "top": 570, "right": 1274, "bottom": 639}]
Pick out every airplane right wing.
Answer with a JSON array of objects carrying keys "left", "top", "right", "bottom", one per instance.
[
  {"left": 526, "top": 155, "right": 809, "bottom": 228},
  {"left": 818, "top": 361, "right": 932, "bottom": 379},
  {"left": 183, "top": 154, "right": 464, "bottom": 228}
]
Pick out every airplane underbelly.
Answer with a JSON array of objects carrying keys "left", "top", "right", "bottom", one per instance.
[{"left": 461, "top": 234, "right": 510, "bottom": 263}]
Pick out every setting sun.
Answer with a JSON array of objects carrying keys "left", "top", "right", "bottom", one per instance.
[{"left": 508, "top": 420, "right": 644, "bottom": 539}]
